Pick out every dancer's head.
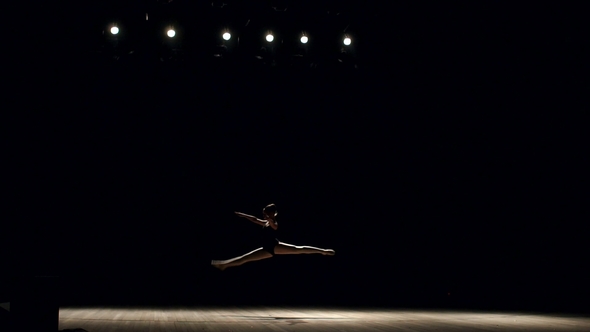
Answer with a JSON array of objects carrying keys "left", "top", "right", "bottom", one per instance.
[{"left": 263, "top": 203, "right": 277, "bottom": 220}]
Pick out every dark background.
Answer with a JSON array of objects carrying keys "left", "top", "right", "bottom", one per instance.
[{"left": 4, "top": 1, "right": 588, "bottom": 313}]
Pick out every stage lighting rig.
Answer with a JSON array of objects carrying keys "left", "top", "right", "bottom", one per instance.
[
  {"left": 104, "top": 23, "right": 124, "bottom": 44},
  {"left": 95, "top": 4, "right": 364, "bottom": 68},
  {"left": 212, "top": 27, "right": 237, "bottom": 59},
  {"left": 101, "top": 22, "right": 130, "bottom": 62},
  {"left": 337, "top": 33, "right": 358, "bottom": 69}
]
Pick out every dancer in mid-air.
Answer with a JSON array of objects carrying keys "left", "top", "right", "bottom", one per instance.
[{"left": 211, "top": 203, "right": 335, "bottom": 270}]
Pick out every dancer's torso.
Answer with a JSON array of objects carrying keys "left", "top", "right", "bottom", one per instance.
[{"left": 262, "top": 222, "right": 278, "bottom": 241}]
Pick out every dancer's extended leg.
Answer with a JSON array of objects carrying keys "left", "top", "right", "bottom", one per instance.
[
  {"left": 274, "top": 242, "right": 335, "bottom": 256},
  {"left": 211, "top": 248, "right": 272, "bottom": 271}
]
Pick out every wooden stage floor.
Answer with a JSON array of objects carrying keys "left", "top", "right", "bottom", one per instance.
[{"left": 59, "top": 307, "right": 590, "bottom": 332}]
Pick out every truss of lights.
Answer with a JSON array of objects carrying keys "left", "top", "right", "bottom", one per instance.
[{"left": 98, "top": 3, "right": 360, "bottom": 69}]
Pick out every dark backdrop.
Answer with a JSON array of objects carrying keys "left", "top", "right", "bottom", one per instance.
[{"left": 5, "top": 1, "right": 588, "bottom": 313}]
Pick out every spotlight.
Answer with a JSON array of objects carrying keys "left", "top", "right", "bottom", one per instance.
[
  {"left": 223, "top": 32, "right": 231, "bottom": 41},
  {"left": 300, "top": 35, "right": 308, "bottom": 44},
  {"left": 110, "top": 26, "right": 119, "bottom": 35},
  {"left": 266, "top": 34, "right": 274, "bottom": 42},
  {"left": 343, "top": 37, "right": 352, "bottom": 46},
  {"left": 167, "top": 29, "right": 176, "bottom": 38}
]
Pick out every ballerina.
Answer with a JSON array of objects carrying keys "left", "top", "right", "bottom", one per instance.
[{"left": 211, "top": 203, "right": 335, "bottom": 271}]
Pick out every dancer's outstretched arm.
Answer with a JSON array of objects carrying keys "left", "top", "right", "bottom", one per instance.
[{"left": 235, "top": 211, "right": 266, "bottom": 226}]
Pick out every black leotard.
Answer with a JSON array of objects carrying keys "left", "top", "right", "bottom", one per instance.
[{"left": 261, "top": 223, "right": 279, "bottom": 255}]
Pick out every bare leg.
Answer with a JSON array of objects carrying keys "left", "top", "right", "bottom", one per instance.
[
  {"left": 211, "top": 247, "right": 273, "bottom": 271},
  {"left": 274, "top": 242, "right": 335, "bottom": 256}
]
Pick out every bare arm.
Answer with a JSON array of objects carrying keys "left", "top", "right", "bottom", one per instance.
[{"left": 235, "top": 211, "right": 266, "bottom": 226}]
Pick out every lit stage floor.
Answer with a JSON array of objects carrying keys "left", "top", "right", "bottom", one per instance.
[{"left": 59, "top": 307, "right": 590, "bottom": 331}]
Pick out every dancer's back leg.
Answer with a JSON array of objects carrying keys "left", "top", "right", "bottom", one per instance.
[
  {"left": 274, "top": 242, "right": 335, "bottom": 256},
  {"left": 212, "top": 248, "right": 273, "bottom": 270}
]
